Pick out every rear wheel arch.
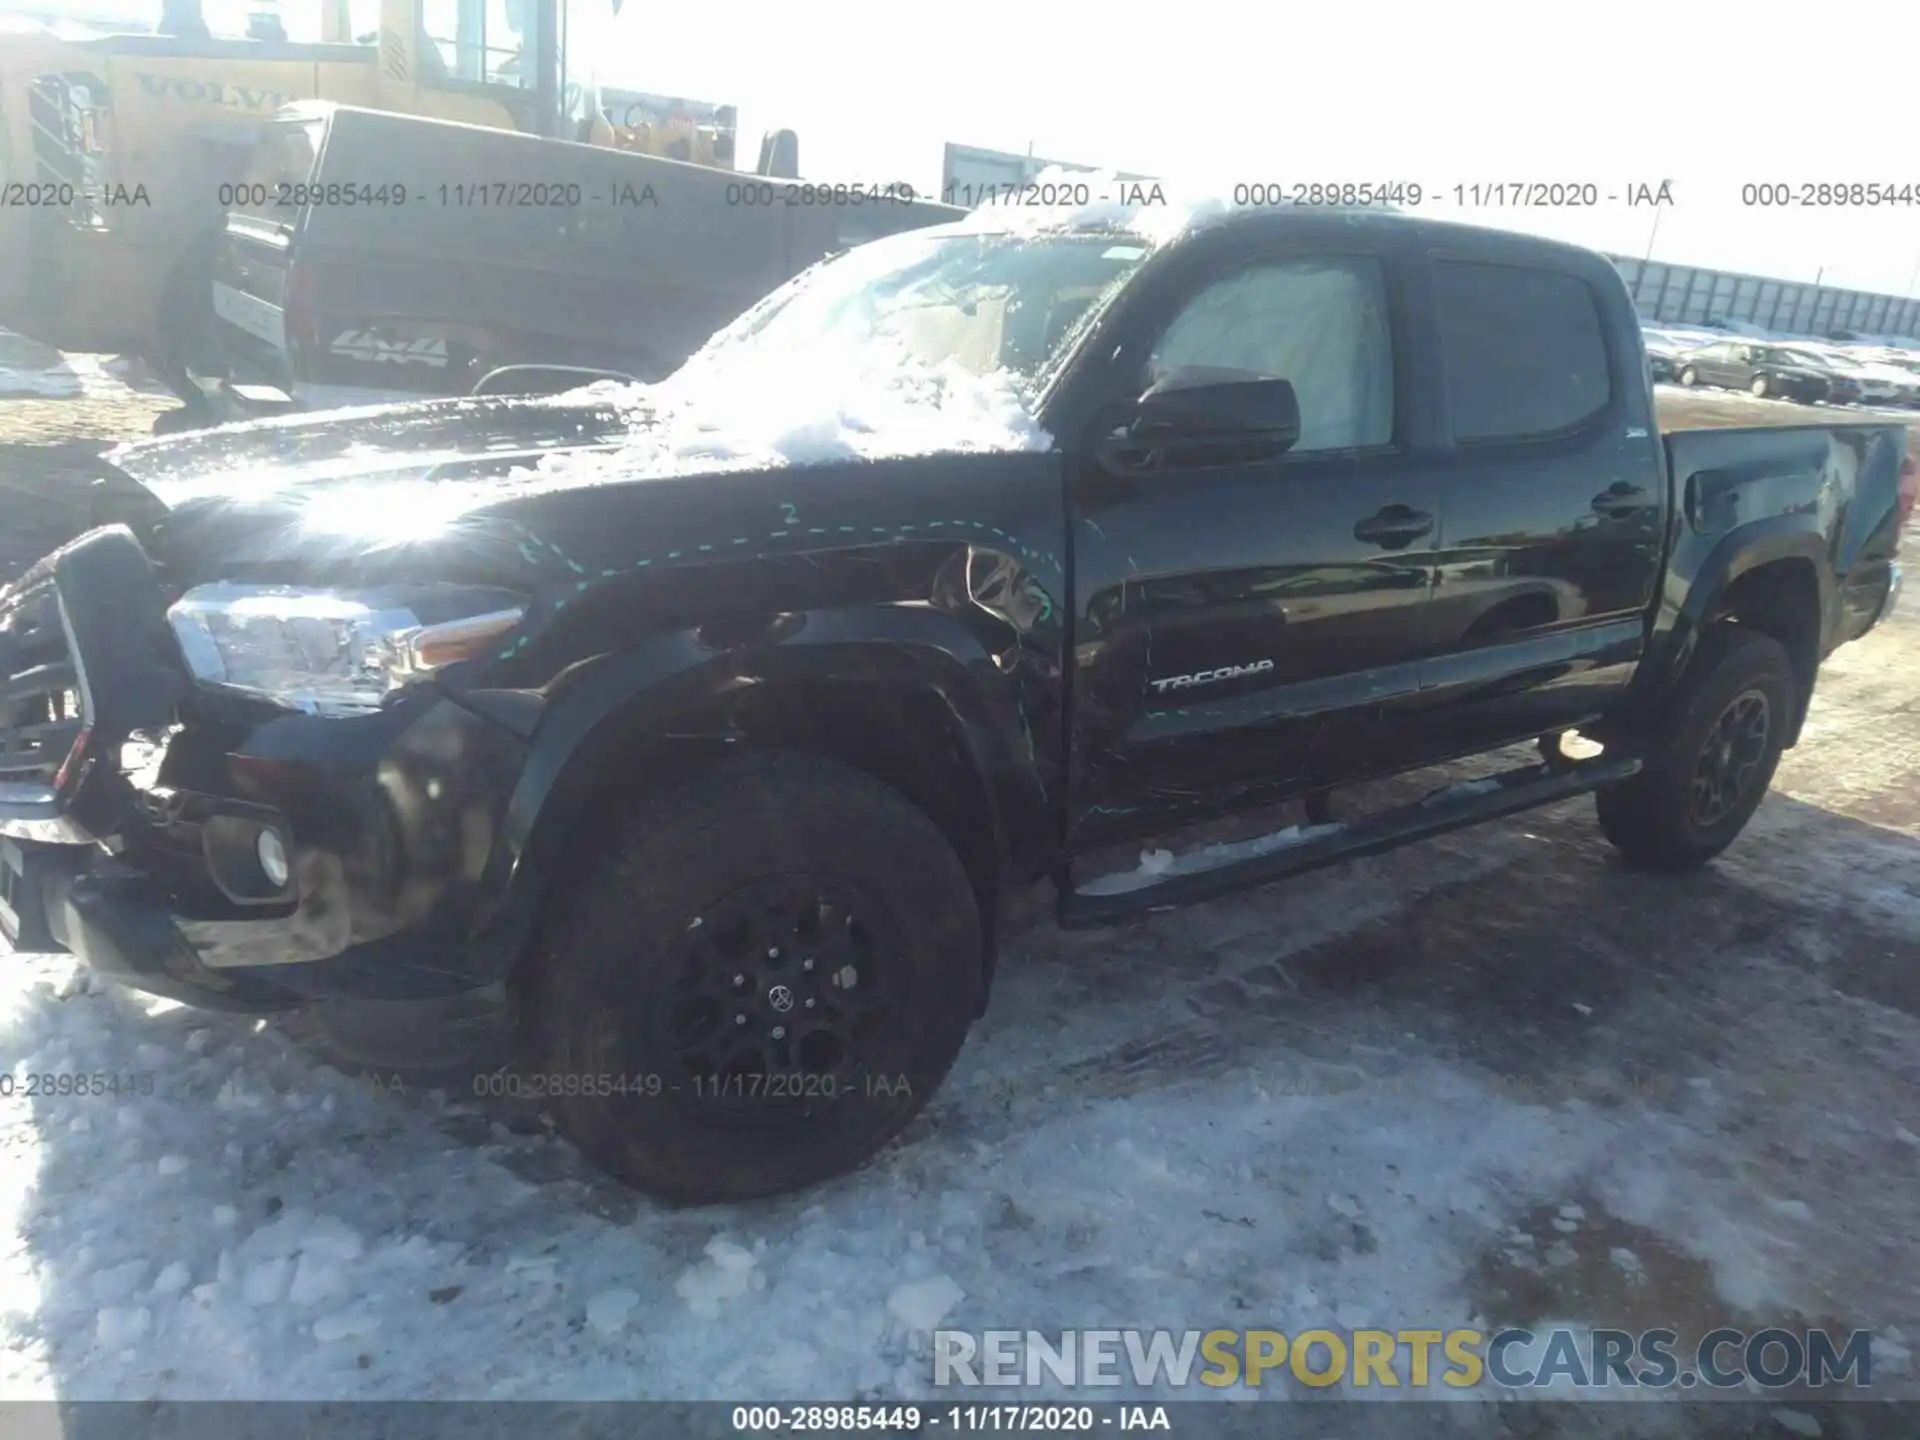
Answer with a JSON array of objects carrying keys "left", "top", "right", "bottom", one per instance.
[
  {"left": 1657, "top": 526, "right": 1831, "bottom": 747},
  {"left": 1598, "top": 624, "right": 1794, "bottom": 869},
  {"left": 1697, "top": 554, "right": 1825, "bottom": 746}
]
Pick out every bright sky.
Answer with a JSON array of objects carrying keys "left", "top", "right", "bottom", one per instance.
[
  {"left": 613, "top": 0, "right": 1920, "bottom": 297},
  {"left": 25, "top": 0, "right": 1920, "bottom": 295}
]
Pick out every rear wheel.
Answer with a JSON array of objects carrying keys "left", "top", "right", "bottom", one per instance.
[
  {"left": 1679, "top": 366, "right": 1699, "bottom": 387},
  {"left": 1596, "top": 627, "right": 1794, "bottom": 870},
  {"left": 528, "top": 750, "right": 982, "bottom": 1203},
  {"left": 1750, "top": 373, "right": 1771, "bottom": 398}
]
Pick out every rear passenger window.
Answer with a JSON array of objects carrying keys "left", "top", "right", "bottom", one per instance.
[{"left": 1431, "top": 261, "right": 1611, "bottom": 442}]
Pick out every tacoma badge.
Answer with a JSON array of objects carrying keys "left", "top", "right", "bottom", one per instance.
[{"left": 1150, "top": 659, "right": 1275, "bottom": 693}]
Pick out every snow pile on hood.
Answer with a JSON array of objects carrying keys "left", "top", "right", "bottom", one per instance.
[
  {"left": 499, "top": 332, "right": 1051, "bottom": 495},
  {"left": 133, "top": 327, "right": 1052, "bottom": 543}
]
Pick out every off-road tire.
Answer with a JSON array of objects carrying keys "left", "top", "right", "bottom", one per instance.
[
  {"left": 530, "top": 750, "right": 981, "bottom": 1203},
  {"left": 1596, "top": 626, "right": 1794, "bottom": 870}
]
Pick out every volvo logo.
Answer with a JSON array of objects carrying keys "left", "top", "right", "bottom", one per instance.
[
  {"left": 134, "top": 73, "right": 295, "bottom": 111},
  {"left": 767, "top": 984, "right": 795, "bottom": 1013}
]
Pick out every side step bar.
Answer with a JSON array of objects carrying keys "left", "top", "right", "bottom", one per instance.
[{"left": 1058, "top": 754, "right": 1641, "bottom": 927}]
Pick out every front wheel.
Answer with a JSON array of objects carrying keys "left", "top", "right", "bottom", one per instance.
[
  {"left": 1750, "top": 374, "right": 1771, "bottom": 398},
  {"left": 1596, "top": 627, "right": 1794, "bottom": 870},
  {"left": 528, "top": 750, "right": 982, "bottom": 1203},
  {"left": 1679, "top": 366, "right": 1699, "bottom": 387}
]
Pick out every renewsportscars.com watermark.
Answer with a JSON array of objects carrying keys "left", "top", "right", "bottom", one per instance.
[{"left": 932, "top": 1328, "right": 1876, "bottom": 1392}]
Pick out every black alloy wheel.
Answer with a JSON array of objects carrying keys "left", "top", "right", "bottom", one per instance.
[
  {"left": 1687, "top": 689, "right": 1770, "bottom": 828},
  {"left": 664, "top": 875, "right": 900, "bottom": 1116}
]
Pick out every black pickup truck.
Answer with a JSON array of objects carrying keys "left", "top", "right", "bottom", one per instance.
[
  {"left": 0, "top": 206, "right": 1910, "bottom": 1204},
  {"left": 174, "top": 103, "right": 961, "bottom": 427}
]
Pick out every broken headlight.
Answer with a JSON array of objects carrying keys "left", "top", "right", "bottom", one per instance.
[{"left": 166, "top": 583, "right": 527, "bottom": 716}]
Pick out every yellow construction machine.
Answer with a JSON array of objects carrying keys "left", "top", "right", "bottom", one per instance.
[{"left": 0, "top": 0, "right": 789, "bottom": 360}]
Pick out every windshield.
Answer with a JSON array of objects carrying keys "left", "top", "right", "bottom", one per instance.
[
  {"left": 685, "top": 228, "right": 1156, "bottom": 388},
  {"left": 1779, "top": 350, "right": 1829, "bottom": 368}
]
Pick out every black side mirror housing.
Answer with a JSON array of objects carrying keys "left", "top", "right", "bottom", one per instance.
[
  {"left": 1105, "top": 368, "right": 1301, "bottom": 467},
  {"left": 1134, "top": 368, "right": 1299, "bottom": 437}
]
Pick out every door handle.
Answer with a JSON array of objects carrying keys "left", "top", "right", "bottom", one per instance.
[
  {"left": 1353, "top": 505, "right": 1434, "bottom": 549},
  {"left": 1591, "top": 484, "right": 1650, "bottom": 518}
]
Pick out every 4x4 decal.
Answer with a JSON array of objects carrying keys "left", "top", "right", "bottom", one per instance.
[{"left": 329, "top": 331, "right": 449, "bottom": 367}]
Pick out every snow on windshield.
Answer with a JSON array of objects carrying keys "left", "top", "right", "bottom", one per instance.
[
  {"left": 462, "top": 219, "right": 1166, "bottom": 500},
  {"left": 512, "top": 336, "right": 1054, "bottom": 496},
  {"left": 682, "top": 223, "right": 1151, "bottom": 386},
  {"left": 343, "top": 342, "right": 1051, "bottom": 534}
]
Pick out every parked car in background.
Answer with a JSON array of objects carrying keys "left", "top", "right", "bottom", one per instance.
[
  {"left": 1847, "top": 353, "right": 1920, "bottom": 408},
  {"left": 1770, "top": 347, "right": 1864, "bottom": 406},
  {"left": 1817, "top": 351, "right": 1920, "bottom": 408},
  {"left": 1641, "top": 327, "right": 1693, "bottom": 383},
  {"left": 1676, "top": 340, "right": 1832, "bottom": 402}
]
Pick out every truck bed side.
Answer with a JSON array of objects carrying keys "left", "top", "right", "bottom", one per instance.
[{"left": 1642, "top": 420, "right": 1909, "bottom": 734}]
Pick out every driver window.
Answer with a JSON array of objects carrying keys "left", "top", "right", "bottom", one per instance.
[
  {"left": 1146, "top": 256, "right": 1393, "bottom": 453},
  {"left": 419, "top": 0, "right": 534, "bottom": 87}
]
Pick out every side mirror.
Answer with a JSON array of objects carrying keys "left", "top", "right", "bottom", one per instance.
[{"left": 1101, "top": 369, "right": 1300, "bottom": 471}]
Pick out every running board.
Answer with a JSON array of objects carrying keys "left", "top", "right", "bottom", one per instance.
[{"left": 1057, "top": 754, "right": 1642, "bottom": 927}]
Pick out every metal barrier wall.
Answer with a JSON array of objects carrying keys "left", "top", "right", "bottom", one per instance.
[{"left": 1609, "top": 255, "right": 1920, "bottom": 341}]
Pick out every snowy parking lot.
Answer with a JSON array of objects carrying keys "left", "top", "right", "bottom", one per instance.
[
  {"left": 0, "top": 379, "right": 1917, "bottom": 1438},
  {"left": 0, "top": 553, "right": 1915, "bottom": 1436}
]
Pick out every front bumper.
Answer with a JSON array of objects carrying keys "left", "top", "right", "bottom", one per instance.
[{"left": 0, "top": 528, "right": 535, "bottom": 1012}]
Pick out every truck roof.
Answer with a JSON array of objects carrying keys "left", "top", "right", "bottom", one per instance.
[{"left": 940, "top": 196, "right": 1623, "bottom": 278}]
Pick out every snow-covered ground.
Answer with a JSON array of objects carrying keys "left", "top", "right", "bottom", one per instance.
[
  {"left": 0, "top": 332, "right": 144, "bottom": 402},
  {"left": 5, "top": 603, "right": 1920, "bottom": 1420}
]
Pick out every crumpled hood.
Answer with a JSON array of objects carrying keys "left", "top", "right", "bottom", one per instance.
[{"left": 103, "top": 390, "right": 642, "bottom": 512}]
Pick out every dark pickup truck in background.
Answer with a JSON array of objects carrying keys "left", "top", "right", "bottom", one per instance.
[
  {"left": 0, "top": 206, "right": 1910, "bottom": 1204},
  {"left": 174, "top": 102, "right": 962, "bottom": 425}
]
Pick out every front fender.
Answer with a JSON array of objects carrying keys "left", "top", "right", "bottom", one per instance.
[{"left": 459, "top": 604, "right": 1058, "bottom": 989}]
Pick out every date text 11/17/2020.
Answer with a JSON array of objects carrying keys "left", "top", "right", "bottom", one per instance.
[
  {"left": 730, "top": 1405, "right": 1175, "bottom": 1432},
  {"left": 351, "top": 1070, "right": 917, "bottom": 1101}
]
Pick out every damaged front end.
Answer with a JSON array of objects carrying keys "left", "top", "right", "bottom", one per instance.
[{"left": 0, "top": 519, "right": 536, "bottom": 1014}]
